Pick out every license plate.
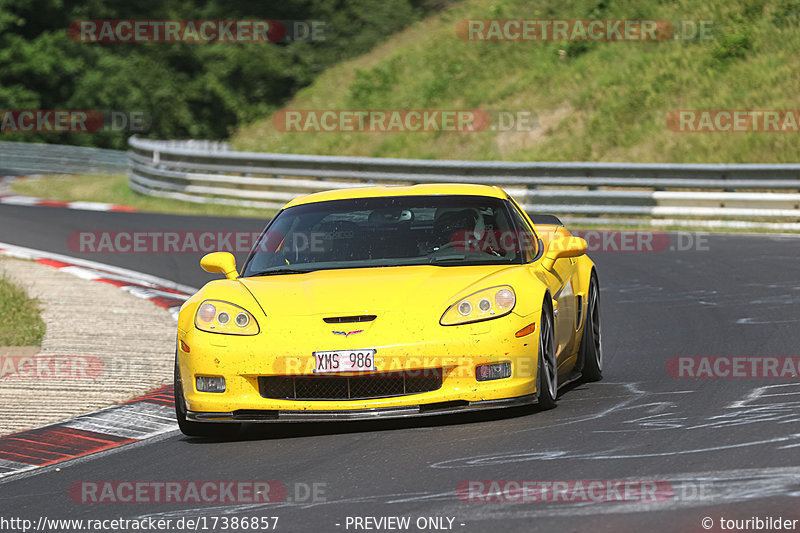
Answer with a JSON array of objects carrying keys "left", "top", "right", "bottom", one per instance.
[{"left": 313, "top": 349, "right": 376, "bottom": 373}]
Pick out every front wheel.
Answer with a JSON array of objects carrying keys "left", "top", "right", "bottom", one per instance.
[
  {"left": 537, "top": 303, "right": 558, "bottom": 410},
  {"left": 578, "top": 274, "right": 603, "bottom": 382},
  {"left": 174, "top": 354, "right": 241, "bottom": 438}
]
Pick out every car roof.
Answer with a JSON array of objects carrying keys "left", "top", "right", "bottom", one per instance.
[{"left": 283, "top": 183, "right": 509, "bottom": 209}]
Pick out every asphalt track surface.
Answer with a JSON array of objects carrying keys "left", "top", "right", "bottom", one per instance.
[{"left": 1, "top": 204, "right": 799, "bottom": 532}]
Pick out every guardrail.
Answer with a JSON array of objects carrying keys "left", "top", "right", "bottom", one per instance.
[
  {"left": 129, "top": 136, "right": 800, "bottom": 230},
  {"left": 0, "top": 141, "right": 127, "bottom": 175}
]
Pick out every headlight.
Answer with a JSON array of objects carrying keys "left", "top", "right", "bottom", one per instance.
[
  {"left": 194, "top": 300, "right": 260, "bottom": 335},
  {"left": 440, "top": 286, "right": 516, "bottom": 326}
]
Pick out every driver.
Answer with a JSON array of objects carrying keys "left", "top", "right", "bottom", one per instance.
[{"left": 428, "top": 208, "right": 484, "bottom": 253}]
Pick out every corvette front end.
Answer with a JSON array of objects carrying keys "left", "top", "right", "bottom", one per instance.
[
  {"left": 174, "top": 184, "right": 599, "bottom": 435},
  {"left": 177, "top": 265, "right": 545, "bottom": 422}
]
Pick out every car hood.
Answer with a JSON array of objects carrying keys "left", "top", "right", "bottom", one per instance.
[{"left": 238, "top": 265, "right": 517, "bottom": 318}]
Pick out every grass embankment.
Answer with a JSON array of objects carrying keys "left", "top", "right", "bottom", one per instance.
[
  {"left": 0, "top": 270, "right": 46, "bottom": 346},
  {"left": 232, "top": 0, "right": 800, "bottom": 163},
  {"left": 13, "top": 0, "right": 800, "bottom": 227}
]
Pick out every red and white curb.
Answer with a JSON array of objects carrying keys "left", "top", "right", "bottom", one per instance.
[
  {"left": 0, "top": 175, "right": 137, "bottom": 213},
  {"left": 0, "top": 242, "right": 195, "bottom": 320},
  {"left": 0, "top": 387, "right": 175, "bottom": 479},
  {"left": 0, "top": 194, "right": 137, "bottom": 212},
  {"left": 0, "top": 243, "right": 197, "bottom": 479}
]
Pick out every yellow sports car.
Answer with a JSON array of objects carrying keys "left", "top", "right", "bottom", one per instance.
[{"left": 174, "top": 184, "right": 602, "bottom": 437}]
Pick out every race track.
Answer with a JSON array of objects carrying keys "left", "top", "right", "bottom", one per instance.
[{"left": 1, "top": 204, "right": 799, "bottom": 532}]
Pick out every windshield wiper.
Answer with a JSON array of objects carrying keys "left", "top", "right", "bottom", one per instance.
[
  {"left": 429, "top": 255, "right": 514, "bottom": 266},
  {"left": 429, "top": 255, "right": 467, "bottom": 264},
  {"left": 248, "top": 268, "right": 315, "bottom": 276}
]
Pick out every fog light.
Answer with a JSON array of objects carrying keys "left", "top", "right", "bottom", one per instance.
[
  {"left": 196, "top": 376, "right": 226, "bottom": 393},
  {"left": 476, "top": 362, "right": 512, "bottom": 381}
]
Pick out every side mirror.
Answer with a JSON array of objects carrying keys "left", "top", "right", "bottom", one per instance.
[
  {"left": 201, "top": 252, "right": 239, "bottom": 280},
  {"left": 542, "top": 237, "right": 587, "bottom": 270}
]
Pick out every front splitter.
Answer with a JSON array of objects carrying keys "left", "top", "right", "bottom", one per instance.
[{"left": 187, "top": 393, "right": 537, "bottom": 423}]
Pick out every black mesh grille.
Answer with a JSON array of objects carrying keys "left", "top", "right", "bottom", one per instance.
[{"left": 259, "top": 371, "right": 443, "bottom": 400}]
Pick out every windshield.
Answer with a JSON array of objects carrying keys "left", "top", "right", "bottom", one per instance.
[{"left": 241, "top": 195, "right": 535, "bottom": 276}]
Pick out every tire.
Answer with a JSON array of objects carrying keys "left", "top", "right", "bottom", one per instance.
[
  {"left": 537, "top": 302, "right": 558, "bottom": 410},
  {"left": 578, "top": 273, "right": 603, "bottom": 382},
  {"left": 174, "top": 354, "right": 241, "bottom": 438}
]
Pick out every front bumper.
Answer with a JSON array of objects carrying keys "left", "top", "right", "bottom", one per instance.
[
  {"left": 178, "top": 310, "right": 542, "bottom": 418},
  {"left": 187, "top": 393, "right": 537, "bottom": 423}
]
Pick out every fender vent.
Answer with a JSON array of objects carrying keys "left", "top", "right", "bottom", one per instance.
[{"left": 323, "top": 315, "right": 377, "bottom": 324}]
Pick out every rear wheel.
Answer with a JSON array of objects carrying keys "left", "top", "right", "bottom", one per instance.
[
  {"left": 174, "top": 354, "right": 241, "bottom": 438},
  {"left": 537, "top": 303, "right": 558, "bottom": 410},
  {"left": 578, "top": 274, "right": 603, "bottom": 382}
]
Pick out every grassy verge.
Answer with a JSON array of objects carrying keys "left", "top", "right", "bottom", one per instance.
[
  {"left": 232, "top": 0, "right": 800, "bottom": 164},
  {"left": 0, "top": 269, "right": 46, "bottom": 346},
  {"left": 11, "top": 174, "right": 277, "bottom": 220}
]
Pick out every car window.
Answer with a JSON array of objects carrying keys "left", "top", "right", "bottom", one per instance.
[
  {"left": 508, "top": 204, "right": 538, "bottom": 262},
  {"left": 241, "top": 195, "right": 525, "bottom": 275}
]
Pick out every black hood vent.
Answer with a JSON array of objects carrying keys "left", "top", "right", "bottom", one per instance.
[{"left": 323, "top": 315, "right": 377, "bottom": 324}]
